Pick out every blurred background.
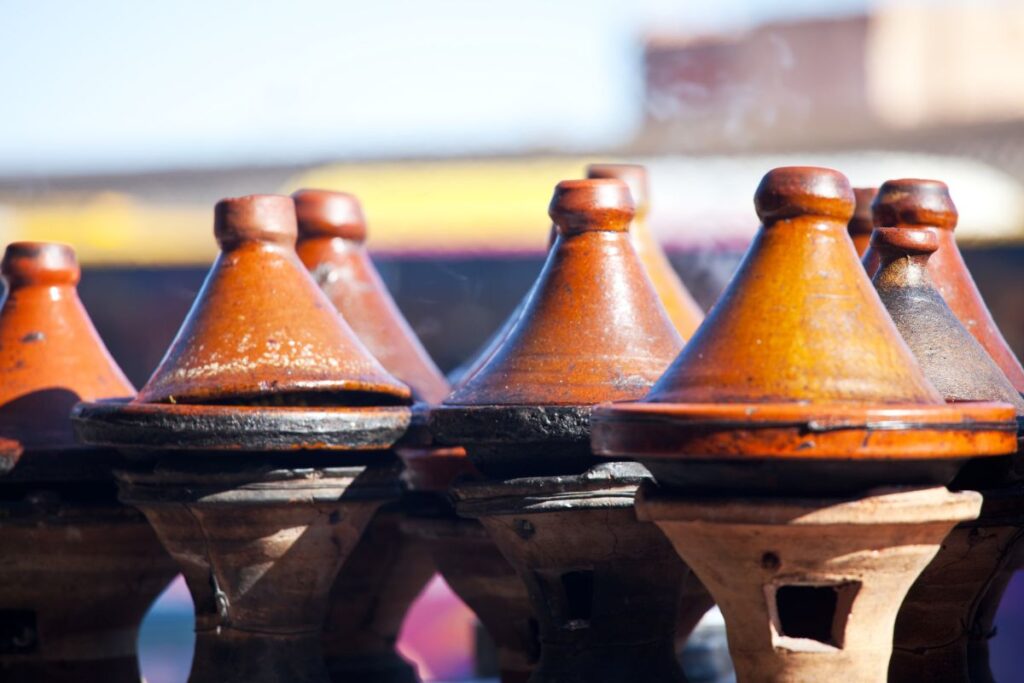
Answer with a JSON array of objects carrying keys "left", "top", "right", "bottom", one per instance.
[{"left": 3, "top": 0, "right": 1024, "bottom": 681}]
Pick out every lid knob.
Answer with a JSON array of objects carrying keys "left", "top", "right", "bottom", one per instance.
[
  {"left": 292, "top": 189, "right": 367, "bottom": 242},
  {"left": 214, "top": 194, "right": 297, "bottom": 249},
  {"left": 586, "top": 164, "right": 649, "bottom": 215},
  {"left": 873, "top": 179, "right": 958, "bottom": 230},
  {"left": 549, "top": 179, "right": 634, "bottom": 236},
  {"left": 754, "top": 166, "right": 855, "bottom": 225},
  {"left": 2, "top": 242, "right": 80, "bottom": 287}
]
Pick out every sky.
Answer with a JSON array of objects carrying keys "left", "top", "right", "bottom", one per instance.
[{"left": 0, "top": 0, "right": 895, "bottom": 174}]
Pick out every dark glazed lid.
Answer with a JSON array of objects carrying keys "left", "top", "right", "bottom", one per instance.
[
  {"left": 592, "top": 167, "right": 1016, "bottom": 471},
  {"left": 293, "top": 188, "right": 449, "bottom": 405},
  {"left": 0, "top": 242, "right": 133, "bottom": 465},
  {"left": 848, "top": 186, "right": 877, "bottom": 257},
  {"left": 136, "top": 194, "right": 410, "bottom": 406},
  {"left": 863, "top": 179, "right": 1024, "bottom": 393},
  {"left": 586, "top": 163, "right": 704, "bottom": 338},
  {"left": 431, "top": 179, "right": 683, "bottom": 476}
]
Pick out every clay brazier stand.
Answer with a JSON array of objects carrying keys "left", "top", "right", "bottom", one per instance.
[
  {"left": 74, "top": 193, "right": 415, "bottom": 683},
  {"left": 0, "top": 242, "right": 177, "bottom": 683},
  {"left": 399, "top": 415, "right": 539, "bottom": 683},
  {"left": 592, "top": 167, "right": 1015, "bottom": 683},
  {"left": 432, "top": 179, "right": 706, "bottom": 683}
]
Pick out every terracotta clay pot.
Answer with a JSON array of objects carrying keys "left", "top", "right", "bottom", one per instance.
[
  {"left": 847, "top": 187, "right": 877, "bottom": 257},
  {"left": 73, "top": 195, "right": 413, "bottom": 683},
  {"left": 592, "top": 167, "right": 1016, "bottom": 496},
  {"left": 433, "top": 179, "right": 707, "bottom": 683},
  {"left": 293, "top": 189, "right": 447, "bottom": 682},
  {"left": 863, "top": 179, "right": 1024, "bottom": 392},
  {"left": 865, "top": 181, "right": 1024, "bottom": 683},
  {"left": 0, "top": 242, "right": 177, "bottom": 682},
  {"left": 591, "top": 167, "right": 1017, "bottom": 683}
]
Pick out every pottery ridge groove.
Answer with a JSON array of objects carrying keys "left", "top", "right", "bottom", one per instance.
[
  {"left": 443, "top": 178, "right": 683, "bottom": 407},
  {"left": 136, "top": 194, "right": 411, "bottom": 406},
  {"left": 864, "top": 178, "right": 1024, "bottom": 393},
  {"left": 848, "top": 186, "right": 877, "bottom": 257},
  {"left": 293, "top": 188, "right": 449, "bottom": 404},
  {"left": 870, "top": 224, "right": 1024, "bottom": 414},
  {"left": 585, "top": 163, "right": 704, "bottom": 338},
  {"left": 0, "top": 241, "right": 134, "bottom": 453}
]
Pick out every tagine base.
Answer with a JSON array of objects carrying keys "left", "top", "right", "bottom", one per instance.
[
  {"left": 403, "top": 508, "right": 537, "bottom": 683},
  {"left": 453, "top": 464, "right": 698, "bottom": 683},
  {"left": 890, "top": 484, "right": 1024, "bottom": 683},
  {"left": 638, "top": 485, "right": 982, "bottom": 683},
  {"left": 323, "top": 501, "right": 436, "bottom": 683},
  {"left": 117, "top": 459, "right": 398, "bottom": 683},
  {"left": 0, "top": 496, "right": 177, "bottom": 683}
]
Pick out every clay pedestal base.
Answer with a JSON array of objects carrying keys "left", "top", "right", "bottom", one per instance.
[
  {"left": 891, "top": 485, "right": 1024, "bottom": 683},
  {"left": 453, "top": 464, "right": 697, "bottom": 683},
  {"left": 118, "top": 460, "right": 397, "bottom": 683},
  {"left": 323, "top": 501, "right": 435, "bottom": 683},
  {"left": 403, "top": 512, "right": 538, "bottom": 683},
  {"left": 639, "top": 486, "right": 982, "bottom": 683},
  {"left": 0, "top": 495, "right": 177, "bottom": 683}
]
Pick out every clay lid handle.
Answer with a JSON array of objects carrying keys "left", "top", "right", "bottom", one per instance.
[
  {"left": 292, "top": 189, "right": 367, "bottom": 243},
  {"left": 586, "top": 164, "right": 649, "bottom": 216},
  {"left": 872, "top": 179, "right": 958, "bottom": 230},
  {"left": 754, "top": 166, "right": 855, "bottom": 225},
  {"left": 871, "top": 226, "right": 939, "bottom": 260},
  {"left": 2, "top": 242, "right": 80, "bottom": 287},
  {"left": 549, "top": 178, "right": 635, "bottom": 236},
  {"left": 214, "top": 194, "right": 298, "bottom": 249}
]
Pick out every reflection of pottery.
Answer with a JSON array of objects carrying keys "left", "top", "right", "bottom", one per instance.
[
  {"left": 434, "top": 179, "right": 695, "bottom": 683},
  {"left": 865, "top": 179, "right": 1024, "bottom": 683},
  {"left": 863, "top": 179, "right": 1024, "bottom": 392},
  {"left": 592, "top": 167, "right": 1017, "bottom": 496},
  {"left": 0, "top": 242, "right": 176, "bottom": 682},
  {"left": 74, "top": 195, "right": 412, "bottom": 683},
  {"left": 294, "top": 189, "right": 448, "bottom": 682},
  {"left": 847, "top": 187, "right": 877, "bottom": 258},
  {"left": 639, "top": 486, "right": 981, "bottom": 683},
  {"left": 403, "top": 515, "right": 538, "bottom": 683}
]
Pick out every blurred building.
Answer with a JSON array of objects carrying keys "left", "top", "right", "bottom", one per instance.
[{"left": 637, "top": 3, "right": 1024, "bottom": 184}]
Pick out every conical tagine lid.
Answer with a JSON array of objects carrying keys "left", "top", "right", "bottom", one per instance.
[
  {"left": 848, "top": 186, "right": 877, "bottom": 257},
  {"left": 293, "top": 188, "right": 449, "bottom": 404},
  {"left": 586, "top": 163, "right": 704, "bottom": 338},
  {"left": 0, "top": 242, "right": 133, "bottom": 456},
  {"left": 863, "top": 179, "right": 1024, "bottom": 393},
  {"left": 136, "top": 194, "right": 410, "bottom": 406},
  {"left": 592, "top": 167, "right": 1016, "bottom": 479},
  {"left": 444, "top": 178, "right": 683, "bottom": 407},
  {"left": 432, "top": 179, "right": 683, "bottom": 477}
]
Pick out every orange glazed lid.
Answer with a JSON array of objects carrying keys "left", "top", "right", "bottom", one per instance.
[
  {"left": 0, "top": 242, "right": 133, "bottom": 461},
  {"left": 293, "top": 188, "right": 449, "bottom": 405},
  {"left": 586, "top": 163, "right": 704, "bottom": 338},
  {"left": 431, "top": 179, "right": 683, "bottom": 476},
  {"left": 592, "top": 167, "right": 1016, "bottom": 466},
  {"left": 136, "top": 194, "right": 410, "bottom": 407}
]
